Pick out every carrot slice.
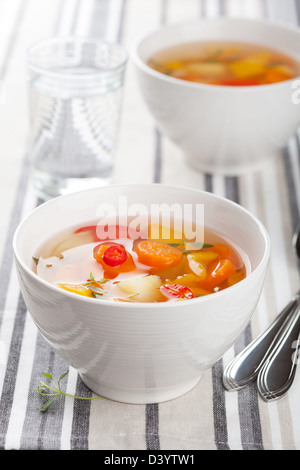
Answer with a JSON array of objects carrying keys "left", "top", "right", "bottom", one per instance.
[
  {"left": 135, "top": 240, "right": 183, "bottom": 268},
  {"left": 210, "top": 243, "right": 242, "bottom": 269},
  {"left": 201, "top": 258, "right": 236, "bottom": 291}
]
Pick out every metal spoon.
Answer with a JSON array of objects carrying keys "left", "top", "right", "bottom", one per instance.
[
  {"left": 223, "top": 224, "right": 300, "bottom": 393},
  {"left": 256, "top": 225, "right": 300, "bottom": 401},
  {"left": 256, "top": 304, "right": 300, "bottom": 401},
  {"left": 223, "top": 292, "right": 300, "bottom": 391}
]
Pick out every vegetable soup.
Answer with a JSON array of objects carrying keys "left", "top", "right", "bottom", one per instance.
[
  {"left": 147, "top": 41, "right": 300, "bottom": 86},
  {"left": 33, "top": 222, "right": 249, "bottom": 303}
]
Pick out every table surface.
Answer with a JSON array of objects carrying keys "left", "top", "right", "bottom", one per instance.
[{"left": 0, "top": 0, "right": 300, "bottom": 451}]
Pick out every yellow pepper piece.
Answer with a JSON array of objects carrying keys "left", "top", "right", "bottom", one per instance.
[
  {"left": 165, "top": 273, "right": 202, "bottom": 287},
  {"left": 187, "top": 255, "right": 207, "bottom": 280},
  {"left": 190, "top": 250, "right": 218, "bottom": 265},
  {"left": 149, "top": 223, "right": 184, "bottom": 245},
  {"left": 166, "top": 61, "right": 184, "bottom": 71},
  {"left": 58, "top": 283, "right": 93, "bottom": 297},
  {"left": 229, "top": 60, "right": 267, "bottom": 78}
]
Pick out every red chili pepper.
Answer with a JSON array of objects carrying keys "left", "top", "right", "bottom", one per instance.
[
  {"left": 160, "top": 284, "right": 194, "bottom": 300},
  {"left": 218, "top": 78, "right": 261, "bottom": 87},
  {"left": 93, "top": 242, "right": 119, "bottom": 260},
  {"left": 75, "top": 224, "right": 130, "bottom": 241},
  {"left": 102, "top": 245, "right": 128, "bottom": 267}
]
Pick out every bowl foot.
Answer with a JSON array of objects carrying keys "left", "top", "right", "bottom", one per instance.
[{"left": 79, "top": 374, "right": 202, "bottom": 404}]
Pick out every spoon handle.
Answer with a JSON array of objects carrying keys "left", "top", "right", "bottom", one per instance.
[
  {"left": 257, "top": 303, "right": 300, "bottom": 401},
  {"left": 223, "top": 291, "right": 300, "bottom": 391}
]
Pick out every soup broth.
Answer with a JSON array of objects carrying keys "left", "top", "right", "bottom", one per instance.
[
  {"left": 148, "top": 41, "right": 300, "bottom": 86},
  {"left": 33, "top": 222, "right": 249, "bottom": 303}
]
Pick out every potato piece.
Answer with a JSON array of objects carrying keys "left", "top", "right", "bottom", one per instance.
[
  {"left": 185, "top": 62, "right": 228, "bottom": 77},
  {"left": 117, "top": 275, "right": 164, "bottom": 302}
]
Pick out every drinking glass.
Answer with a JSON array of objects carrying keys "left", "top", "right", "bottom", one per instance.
[{"left": 27, "top": 37, "right": 128, "bottom": 200}]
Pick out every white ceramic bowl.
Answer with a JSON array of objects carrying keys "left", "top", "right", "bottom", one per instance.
[
  {"left": 13, "top": 184, "right": 270, "bottom": 404},
  {"left": 132, "top": 18, "right": 300, "bottom": 175}
]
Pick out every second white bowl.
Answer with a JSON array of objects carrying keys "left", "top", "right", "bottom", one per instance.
[{"left": 132, "top": 18, "right": 300, "bottom": 175}]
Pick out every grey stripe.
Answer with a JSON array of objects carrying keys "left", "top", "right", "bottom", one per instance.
[
  {"left": 70, "top": 376, "right": 93, "bottom": 450},
  {"left": 117, "top": 0, "right": 128, "bottom": 43},
  {"left": 146, "top": 403, "right": 160, "bottom": 450},
  {"left": 0, "top": 295, "right": 28, "bottom": 449},
  {"left": 218, "top": 0, "right": 226, "bottom": 16},
  {"left": 224, "top": 174, "right": 264, "bottom": 450},
  {"left": 205, "top": 171, "right": 229, "bottom": 449},
  {"left": 224, "top": 176, "right": 239, "bottom": 204},
  {"left": 283, "top": 144, "right": 300, "bottom": 233},
  {"left": 204, "top": 174, "right": 213, "bottom": 193},
  {"left": 296, "top": 133, "right": 300, "bottom": 170},
  {"left": 89, "top": 0, "right": 110, "bottom": 37},
  {"left": 238, "top": 386, "right": 264, "bottom": 450},
  {"left": 296, "top": 0, "right": 300, "bottom": 23},
  {"left": 211, "top": 359, "right": 229, "bottom": 450},
  {"left": 154, "top": 128, "right": 162, "bottom": 183},
  {"left": 20, "top": 337, "right": 68, "bottom": 450},
  {"left": 0, "top": 0, "right": 28, "bottom": 79}
]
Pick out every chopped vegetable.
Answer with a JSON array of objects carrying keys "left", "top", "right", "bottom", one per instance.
[
  {"left": 102, "top": 245, "right": 127, "bottom": 267},
  {"left": 117, "top": 275, "right": 164, "bottom": 303},
  {"left": 35, "top": 221, "right": 248, "bottom": 303},
  {"left": 147, "top": 41, "right": 299, "bottom": 86},
  {"left": 201, "top": 259, "right": 237, "bottom": 291},
  {"left": 58, "top": 284, "right": 94, "bottom": 297},
  {"left": 218, "top": 78, "right": 261, "bottom": 86},
  {"left": 160, "top": 284, "right": 194, "bottom": 300},
  {"left": 135, "top": 240, "right": 183, "bottom": 268},
  {"left": 94, "top": 243, "right": 135, "bottom": 278}
]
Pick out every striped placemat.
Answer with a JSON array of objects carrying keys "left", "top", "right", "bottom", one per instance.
[{"left": 0, "top": 0, "right": 299, "bottom": 450}]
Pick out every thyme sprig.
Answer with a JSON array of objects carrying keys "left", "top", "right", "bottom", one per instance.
[
  {"left": 84, "top": 272, "right": 108, "bottom": 298},
  {"left": 37, "top": 370, "right": 103, "bottom": 411},
  {"left": 168, "top": 241, "right": 214, "bottom": 252}
]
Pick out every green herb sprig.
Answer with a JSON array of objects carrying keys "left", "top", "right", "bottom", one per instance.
[
  {"left": 168, "top": 241, "right": 214, "bottom": 252},
  {"left": 37, "top": 370, "right": 103, "bottom": 411},
  {"left": 84, "top": 272, "right": 108, "bottom": 298}
]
